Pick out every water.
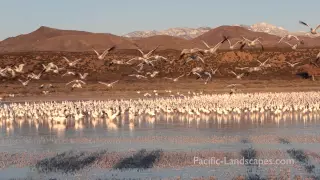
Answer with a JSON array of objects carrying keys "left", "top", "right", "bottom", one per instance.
[{"left": 0, "top": 111, "right": 320, "bottom": 179}]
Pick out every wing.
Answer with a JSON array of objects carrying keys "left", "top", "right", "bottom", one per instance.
[
  {"left": 79, "top": 80, "right": 86, "bottom": 84},
  {"left": 241, "top": 36, "right": 251, "bottom": 42},
  {"left": 285, "top": 61, "right": 292, "bottom": 66},
  {"left": 108, "top": 46, "right": 116, "bottom": 52},
  {"left": 315, "top": 25, "right": 320, "bottom": 31},
  {"left": 73, "top": 58, "right": 82, "bottom": 64},
  {"left": 299, "top": 21, "right": 310, "bottom": 28},
  {"left": 283, "top": 41, "right": 292, "bottom": 47},
  {"left": 63, "top": 57, "right": 70, "bottom": 63},
  {"left": 177, "top": 74, "right": 184, "bottom": 79},
  {"left": 202, "top": 41, "right": 211, "bottom": 49},
  {"left": 92, "top": 49, "right": 100, "bottom": 56},
  {"left": 111, "top": 80, "right": 119, "bottom": 85},
  {"left": 293, "top": 62, "right": 301, "bottom": 66},
  {"left": 239, "top": 43, "right": 246, "bottom": 51},
  {"left": 278, "top": 36, "right": 286, "bottom": 43},
  {"left": 66, "top": 80, "right": 75, "bottom": 85},
  {"left": 230, "top": 71, "right": 237, "bottom": 76},
  {"left": 227, "top": 39, "right": 232, "bottom": 47},
  {"left": 98, "top": 81, "right": 108, "bottom": 86},
  {"left": 163, "top": 77, "right": 173, "bottom": 80},
  {"left": 292, "top": 35, "right": 299, "bottom": 40},
  {"left": 256, "top": 60, "right": 262, "bottom": 65},
  {"left": 126, "top": 58, "right": 138, "bottom": 64},
  {"left": 198, "top": 56, "right": 205, "bottom": 64},
  {"left": 145, "top": 46, "right": 159, "bottom": 57}
]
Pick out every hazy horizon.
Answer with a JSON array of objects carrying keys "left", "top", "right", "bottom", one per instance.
[{"left": 0, "top": 0, "right": 318, "bottom": 40}]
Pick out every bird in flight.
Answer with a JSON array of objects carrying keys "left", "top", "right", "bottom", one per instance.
[
  {"left": 98, "top": 80, "right": 119, "bottom": 88},
  {"left": 92, "top": 46, "right": 116, "bottom": 60},
  {"left": 299, "top": 21, "right": 320, "bottom": 35}
]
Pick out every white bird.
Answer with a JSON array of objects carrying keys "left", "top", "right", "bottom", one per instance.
[
  {"left": 5, "top": 67, "right": 16, "bottom": 78},
  {"left": 227, "top": 39, "right": 244, "bottom": 50},
  {"left": 62, "top": 71, "right": 76, "bottom": 77},
  {"left": 185, "top": 55, "right": 205, "bottom": 64},
  {"left": 286, "top": 61, "right": 301, "bottom": 68},
  {"left": 134, "top": 44, "right": 159, "bottom": 59},
  {"left": 146, "top": 71, "right": 159, "bottom": 78},
  {"left": 27, "top": 72, "right": 43, "bottom": 80},
  {"left": 281, "top": 41, "right": 299, "bottom": 50},
  {"left": 132, "top": 66, "right": 144, "bottom": 74},
  {"left": 210, "top": 67, "right": 220, "bottom": 75},
  {"left": 240, "top": 37, "right": 264, "bottom": 50},
  {"left": 128, "top": 74, "right": 148, "bottom": 79},
  {"left": 229, "top": 71, "right": 244, "bottom": 79},
  {"left": 71, "top": 83, "right": 83, "bottom": 89},
  {"left": 18, "top": 79, "right": 31, "bottom": 86},
  {"left": 179, "top": 48, "right": 205, "bottom": 59},
  {"left": 202, "top": 36, "right": 229, "bottom": 55},
  {"left": 42, "top": 91, "right": 49, "bottom": 95},
  {"left": 93, "top": 46, "right": 116, "bottom": 60},
  {"left": 256, "top": 58, "right": 270, "bottom": 67},
  {"left": 98, "top": 80, "right": 119, "bottom": 88},
  {"left": 63, "top": 57, "right": 82, "bottom": 67},
  {"left": 235, "top": 67, "right": 249, "bottom": 71},
  {"left": 66, "top": 79, "right": 86, "bottom": 86},
  {"left": 126, "top": 57, "right": 155, "bottom": 67},
  {"left": 299, "top": 21, "right": 320, "bottom": 35},
  {"left": 278, "top": 34, "right": 299, "bottom": 43},
  {"left": 42, "top": 62, "right": 58, "bottom": 72},
  {"left": 164, "top": 74, "right": 184, "bottom": 82},
  {"left": 78, "top": 73, "right": 89, "bottom": 80},
  {"left": 14, "top": 64, "right": 25, "bottom": 73},
  {"left": 204, "top": 72, "right": 212, "bottom": 84},
  {"left": 226, "top": 84, "right": 244, "bottom": 88},
  {"left": 148, "top": 55, "right": 168, "bottom": 62}
]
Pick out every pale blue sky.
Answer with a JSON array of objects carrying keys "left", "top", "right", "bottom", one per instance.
[{"left": 0, "top": 0, "right": 318, "bottom": 40}]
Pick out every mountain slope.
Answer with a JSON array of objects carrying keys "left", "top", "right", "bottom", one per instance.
[{"left": 0, "top": 26, "right": 135, "bottom": 52}]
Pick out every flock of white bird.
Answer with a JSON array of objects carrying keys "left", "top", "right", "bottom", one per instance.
[
  {"left": 0, "top": 21, "right": 318, "bottom": 98},
  {"left": 0, "top": 91, "right": 320, "bottom": 132}
]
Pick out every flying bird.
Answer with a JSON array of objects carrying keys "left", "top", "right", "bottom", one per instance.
[
  {"left": 62, "top": 71, "right": 76, "bottom": 77},
  {"left": 63, "top": 57, "right": 82, "bottom": 67},
  {"left": 299, "top": 21, "right": 320, "bottom": 35},
  {"left": 98, "top": 80, "right": 119, "bottom": 88},
  {"left": 128, "top": 74, "right": 148, "bottom": 79},
  {"left": 66, "top": 79, "right": 86, "bottom": 86},
  {"left": 229, "top": 71, "right": 244, "bottom": 79},
  {"left": 278, "top": 34, "right": 300, "bottom": 43},
  {"left": 286, "top": 61, "right": 301, "bottom": 68},
  {"left": 202, "top": 36, "right": 229, "bottom": 54},
  {"left": 78, "top": 73, "right": 89, "bottom": 80},
  {"left": 164, "top": 74, "right": 184, "bottom": 82},
  {"left": 93, "top": 46, "right": 116, "bottom": 60},
  {"left": 18, "top": 79, "right": 31, "bottom": 86}
]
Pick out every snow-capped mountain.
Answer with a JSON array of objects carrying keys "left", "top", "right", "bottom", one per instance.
[
  {"left": 123, "top": 27, "right": 211, "bottom": 39},
  {"left": 249, "top": 22, "right": 289, "bottom": 37}
]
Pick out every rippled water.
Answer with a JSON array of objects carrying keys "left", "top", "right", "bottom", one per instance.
[{"left": 1, "top": 111, "right": 320, "bottom": 179}]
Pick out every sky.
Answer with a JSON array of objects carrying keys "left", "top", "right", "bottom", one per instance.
[{"left": 0, "top": 0, "right": 318, "bottom": 40}]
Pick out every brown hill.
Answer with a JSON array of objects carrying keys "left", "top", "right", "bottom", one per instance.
[
  {"left": 0, "top": 26, "right": 136, "bottom": 52},
  {"left": 0, "top": 25, "right": 320, "bottom": 53},
  {"left": 193, "top": 25, "right": 320, "bottom": 49},
  {"left": 133, "top": 35, "right": 201, "bottom": 50}
]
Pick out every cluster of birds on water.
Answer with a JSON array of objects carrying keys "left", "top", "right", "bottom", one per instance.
[
  {"left": 0, "top": 20, "right": 319, "bottom": 97},
  {"left": 0, "top": 91, "right": 320, "bottom": 132}
]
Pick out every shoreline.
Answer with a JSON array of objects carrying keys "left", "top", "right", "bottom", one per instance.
[{"left": 2, "top": 84, "right": 320, "bottom": 102}]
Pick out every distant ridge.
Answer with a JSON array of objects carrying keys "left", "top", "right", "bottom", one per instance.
[{"left": 0, "top": 25, "right": 319, "bottom": 52}]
